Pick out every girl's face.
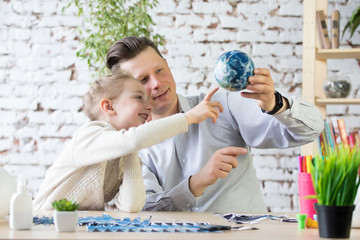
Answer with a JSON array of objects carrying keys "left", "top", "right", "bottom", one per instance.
[
  {"left": 111, "top": 80, "right": 152, "bottom": 130},
  {"left": 119, "top": 47, "right": 178, "bottom": 119}
]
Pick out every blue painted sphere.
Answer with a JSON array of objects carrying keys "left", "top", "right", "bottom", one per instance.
[{"left": 213, "top": 50, "right": 255, "bottom": 91}]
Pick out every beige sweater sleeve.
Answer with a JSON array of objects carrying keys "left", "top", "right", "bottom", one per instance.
[
  {"left": 68, "top": 113, "right": 188, "bottom": 168},
  {"left": 114, "top": 153, "right": 146, "bottom": 212}
]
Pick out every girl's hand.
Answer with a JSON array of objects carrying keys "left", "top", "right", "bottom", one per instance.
[
  {"left": 145, "top": 114, "right": 152, "bottom": 123},
  {"left": 184, "top": 87, "right": 223, "bottom": 124}
]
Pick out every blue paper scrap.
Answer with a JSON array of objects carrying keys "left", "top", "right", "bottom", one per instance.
[{"left": 33, "top": 213, "right": 228, "bottom": 233}]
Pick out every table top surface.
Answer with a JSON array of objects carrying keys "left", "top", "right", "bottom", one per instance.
[{"left": 1, "top": 211, "right": 359, "bottom": 240}]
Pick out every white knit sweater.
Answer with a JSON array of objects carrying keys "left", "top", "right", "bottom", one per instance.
[{"left": 33, "top": 113, "right": 188, "bottom": 212}]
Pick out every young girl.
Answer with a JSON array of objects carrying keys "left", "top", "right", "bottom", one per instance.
[{"left": 33, "top": 73, "right": 222, "bottom": 212}]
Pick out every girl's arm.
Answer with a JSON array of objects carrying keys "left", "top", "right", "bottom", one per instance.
[
  {"left": 71, "top": 87, "right": 222, "bottom": 168},
  {"left": 71, "top": 114, "right": 188, "bottom": 167},
  {"left": 113, "top": 153, "right": 146, "bottom": 212}
]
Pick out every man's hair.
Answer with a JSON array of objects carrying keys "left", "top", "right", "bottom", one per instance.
[
  {"left": 83, "top": 72, "right": 135, "bottom": 121},
  {"left": 106, "top": 36, "right": 164, "bottom": 74}
]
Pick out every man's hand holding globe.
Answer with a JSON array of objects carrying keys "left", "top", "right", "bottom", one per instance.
[{"left": 214, "top": 50, "right": 287, "bottom": 114}]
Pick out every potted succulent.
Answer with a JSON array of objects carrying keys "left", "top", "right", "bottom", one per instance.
[
  {"left": 52, "top": 198, "right": 79, "bottom": 232},
  {"left": 309, "top": 145, "right": 360, "bottom": 238}
]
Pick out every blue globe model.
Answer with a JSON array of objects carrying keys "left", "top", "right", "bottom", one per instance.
[{"left": 214, "top": 50, "right": 255, "bottom": 91}]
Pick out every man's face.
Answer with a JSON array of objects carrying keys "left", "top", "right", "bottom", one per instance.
[{"left": 119, "top": 47, "right": 178, "bottom": 119}]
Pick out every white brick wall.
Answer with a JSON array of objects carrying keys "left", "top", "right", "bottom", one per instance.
[{"left": 1, "top": 0, "right": 360, "bottom": 213}]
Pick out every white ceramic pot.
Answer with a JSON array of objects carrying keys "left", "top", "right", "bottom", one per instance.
[
  {"left": 53, "top": 210, "right": 78, "bottom": 232},
  {"left": 352, "top": 189, "right": 360, "bottom": 228},
  {"left": 0, "top": 168, "right": 16, "bottom": 218}
]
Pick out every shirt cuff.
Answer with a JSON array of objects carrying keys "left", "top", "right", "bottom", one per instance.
[
  {"left": 273, "top": 96, "right": 324, "bottom": 134},
  {"left": 170, "top": 177, "right": 196, "bottom": 211}
]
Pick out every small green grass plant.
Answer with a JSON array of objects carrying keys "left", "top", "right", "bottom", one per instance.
[
  {"left": 52, "top": 198, "right": 80, "bottom": 211},
  {"left": 310, "top": 144, "right": 360, "bottom": 206}
]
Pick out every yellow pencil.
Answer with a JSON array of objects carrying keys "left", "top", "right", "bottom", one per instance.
[{"left": 306, "top": 155, "right": 312, "bottom": 173}]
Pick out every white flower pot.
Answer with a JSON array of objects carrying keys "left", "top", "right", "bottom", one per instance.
[
  {"left": 53, "top": 210, "right": 78, "bottom": 232},
  {"left": 352, "top": 189, "right": 360, "bottom": 228}
]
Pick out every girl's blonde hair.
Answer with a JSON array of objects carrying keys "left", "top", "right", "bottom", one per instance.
[{"left": 84, "top": 72, "right": 136, "bottom": 121}]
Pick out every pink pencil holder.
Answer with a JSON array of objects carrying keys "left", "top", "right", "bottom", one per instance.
[{"left": 298, "top": 173, "right": 317, "bottom": 220}]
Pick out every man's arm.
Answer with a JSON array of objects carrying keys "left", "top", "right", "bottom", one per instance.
[
  {"left": 190, "top": 68, "right": 323, "bottom": 197},
  {"left": 239, "top": 67, "right": 323, "bottom": 144},
  {"left": 141, "top": 165, "right": 196, "bottom": 211}
]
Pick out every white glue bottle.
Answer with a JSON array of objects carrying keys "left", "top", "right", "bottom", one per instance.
[{"left": 9, "top": 175, "right": 33, "bottom": 230}]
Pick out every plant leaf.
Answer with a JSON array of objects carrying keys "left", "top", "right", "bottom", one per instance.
[
  {"left": 341, "top": 6, "right": 360, "bottom": 39},
  {"left": 350, "top": 16, "right": 360, "bottom": 38}
]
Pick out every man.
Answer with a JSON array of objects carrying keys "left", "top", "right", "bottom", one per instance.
[{"left": 106, "top": 36, "right": 323, "bottom": 213}]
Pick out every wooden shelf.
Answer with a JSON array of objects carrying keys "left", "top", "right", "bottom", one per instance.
[
  {"left": 315, "top": 98, "right": 360, "bottom": 105},
  {"left": 316, "top": 48, "right": 360, "bottom": 59},
  {"left": 301, "top": 0, "right": 360, "bottom": 156}
]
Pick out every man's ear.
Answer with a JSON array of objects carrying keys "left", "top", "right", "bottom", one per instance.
[{"left": 100, "top": 99, "right": 116, "bottom": 116}]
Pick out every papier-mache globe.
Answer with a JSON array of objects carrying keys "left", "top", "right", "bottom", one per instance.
[{"left": 214, "top": 50, "right": 255, "bottom": 91}]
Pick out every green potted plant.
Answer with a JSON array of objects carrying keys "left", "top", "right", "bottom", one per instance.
[
  {"left": 63, "top": 0, "right": 165, "bottom": 77},
  {"left": 52, "top": 198, "right": 79, "bottom": 232},
  {"left": 310, "top": 145, "right": 360, "bottom": 238},
  {"left": 342, "top": 6, "right": 360, "bottom": 39}
]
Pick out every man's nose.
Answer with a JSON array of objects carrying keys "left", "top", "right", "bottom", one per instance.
[{"left": 148, "top": 75, "right": 161, "bottom": 89}]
